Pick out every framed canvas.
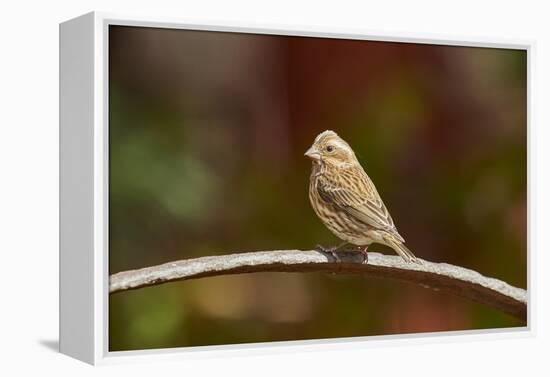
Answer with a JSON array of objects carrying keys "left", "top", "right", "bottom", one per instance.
[{"left": 59, "top": 12, "right": 531, "bottom": 365}]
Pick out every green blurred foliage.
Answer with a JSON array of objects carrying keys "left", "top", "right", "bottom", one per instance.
[{"left": 108, "top": 27, "right": 527, "bottom": 351}]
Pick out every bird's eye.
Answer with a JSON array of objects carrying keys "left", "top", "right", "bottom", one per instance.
[{"left": 326, "top": 145, "right": 334, "bottom": 152}]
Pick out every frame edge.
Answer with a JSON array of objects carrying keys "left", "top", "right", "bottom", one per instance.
[{"left": 59, "top": 12, "right": 96, "bottom": 365}]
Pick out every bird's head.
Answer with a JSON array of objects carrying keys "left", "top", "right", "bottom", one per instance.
[{"left": 304, "top": 130, "right": 358, "bottom": 167}]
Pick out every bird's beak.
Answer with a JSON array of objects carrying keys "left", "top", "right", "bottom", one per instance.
[{"left": 304, "top": 146, "right": 321, "bottom": 160}]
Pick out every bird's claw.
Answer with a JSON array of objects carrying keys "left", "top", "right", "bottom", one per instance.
[
  {"left": 315, "top": 244, "right": 342, "bottom": 262},
  {"left": 359, "top": 246, "right": 369, "bottom": 264}
]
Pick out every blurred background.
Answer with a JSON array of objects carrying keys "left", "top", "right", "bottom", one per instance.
[{"left": 108, "top": 26, "right": 527, "bottom": 351}]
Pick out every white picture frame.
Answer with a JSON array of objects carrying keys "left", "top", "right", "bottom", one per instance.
[{"left": 59, "top": 11, "right": 533, "bottom": 365}]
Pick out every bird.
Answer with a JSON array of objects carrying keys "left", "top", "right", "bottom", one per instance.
[{"left": 305, "top": 130, "right": 419, "bottom": 264}]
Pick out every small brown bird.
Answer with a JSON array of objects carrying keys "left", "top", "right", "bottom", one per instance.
[{"left": 305, "top": 130, "right": 419, "bottom": 263}]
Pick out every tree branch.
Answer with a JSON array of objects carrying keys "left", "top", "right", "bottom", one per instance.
[{"left": 109, "top": 250, "right": 527, "bottom": 322}]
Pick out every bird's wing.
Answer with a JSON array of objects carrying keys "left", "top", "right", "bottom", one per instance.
[{"left": 317, "top": 172, "right": 404, "bottom": 242}]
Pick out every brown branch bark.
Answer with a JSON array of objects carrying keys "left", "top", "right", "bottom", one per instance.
[{"left": 109, "top": 250, "right": 527, "bottom": 322}]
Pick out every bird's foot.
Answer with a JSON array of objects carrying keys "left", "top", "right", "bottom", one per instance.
[
  {"left": 359, "top": 245, "right": 369, "bottom": 264},
  {"left": 315, "top": 243, "right": 366, "bottom": 263},
  {"left": 315, "top": 244, "right": 347, "bottom": 262}
]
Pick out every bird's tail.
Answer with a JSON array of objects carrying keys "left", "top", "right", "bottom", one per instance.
[{"left": 388, "top": 240, "right": 421, "bottom": 264}]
